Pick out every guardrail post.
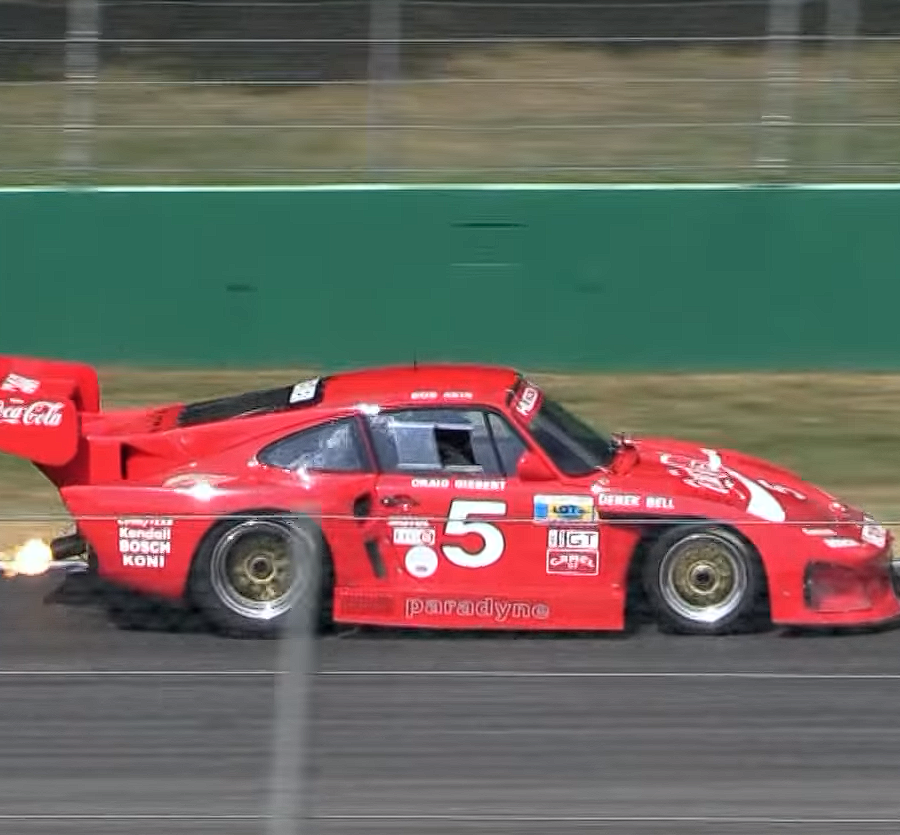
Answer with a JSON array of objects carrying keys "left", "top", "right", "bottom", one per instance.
[
  {"left": 756, "top": 0, "right": 802, "bottom": 177},
  {"left": 366, "top": 0, "right": 402, "bottom": 177},
  {"left": 63, "top": 0, "right": 99, "bottom": 181}
]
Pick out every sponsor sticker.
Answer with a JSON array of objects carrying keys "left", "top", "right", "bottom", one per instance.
[
  {"left": 410, "top": 390, "right": 474, "bottom": 401},
  {"left": 0, "top": 373, "right": 39, "bottom": 395},
  {"left": 533, "top": 495, "right": 596, "bottom": 524},
  {"left": 0, "top": 399, "right": 64, "bottom": 427},
  {"left": 862, "top": 524, "right": 887, "bottom": 548},
  {"left": 118, "top": 517, "right": 173, "bottom": 567},
  {"left": 824, "top": 537, "right": 858, "bottom": 549},
  {"left": 288, "top": 378, "right": 320, "bottom": 404},
  {"left": 392, "top": 525, "right": 436, "bottom": 547},
  {"left": 548, "top": 529, "right": 598, "bottom": 550},
  {"left": 513, "top": 384, "right": 541, "bottom": 419},
  {"left": 404, "top": 546, "right": 439, "bottom": 579},
  {"left": 802, "top": 527, "right": 838, "bottom": 537},
  {"left": 404, "top": 596, "right": 550, "bottom": 623},
  {"left": 660, "top": 452, "right": 735, "bottom": 496},
  {"left": 546, "top": 529, "right": 599, "bottom": 576},
  {"left": 546, "top": 550, "right": 599, "bottom": 576}
]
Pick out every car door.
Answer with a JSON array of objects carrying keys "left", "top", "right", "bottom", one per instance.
[{"left": 363, "top": 406, "right": 556, "bottom": 627}]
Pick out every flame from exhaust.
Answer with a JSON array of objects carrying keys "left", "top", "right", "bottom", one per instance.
[{"left": 0, "top": 538, "right": 53, "bottom": 577}]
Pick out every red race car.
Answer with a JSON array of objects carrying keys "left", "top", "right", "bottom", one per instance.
[{"left": 0, "top": 355, "right": 897, "bottom": 637}]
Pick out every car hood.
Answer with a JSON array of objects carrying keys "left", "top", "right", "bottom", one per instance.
[{"left": 596, "top": 435, "right": 867, "bottom": 528}]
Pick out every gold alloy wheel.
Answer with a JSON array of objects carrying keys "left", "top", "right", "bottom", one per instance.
[
  {"left": 209, "top": 520, "right": 303, "bottom": 620},
  {"left": 658, "top": 533, "right": 749, "bottom": 624}
]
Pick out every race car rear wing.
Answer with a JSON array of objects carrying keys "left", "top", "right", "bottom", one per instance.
[{"left": 0, "top": 355, "right": 100, "bottom": 468}]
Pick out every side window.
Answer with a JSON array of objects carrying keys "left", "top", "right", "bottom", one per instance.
[
  {"left": 258, "top": 418, "right": 368, "bottom": 473},
  {"left": 487, "top": 413, "right": 528, "bottom": 475},
  {"left": 367, "top": 409, "right": 503, "bottom": 476}
]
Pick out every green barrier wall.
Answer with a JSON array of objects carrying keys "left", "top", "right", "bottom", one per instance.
[{"left": 1, "top": 186, "right": 897, "bottom": 371}]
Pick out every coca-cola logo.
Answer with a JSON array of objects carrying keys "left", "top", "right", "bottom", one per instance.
[
  {"left": 660, "top": 452, "right": 735, "bottom": 496},
  {"left": 0, "top": 399, "right": 65, "bottom": 427}
]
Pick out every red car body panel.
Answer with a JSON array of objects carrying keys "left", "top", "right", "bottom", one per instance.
[{"left": 0, "top": 355, "right": 897, "bottom": 631}]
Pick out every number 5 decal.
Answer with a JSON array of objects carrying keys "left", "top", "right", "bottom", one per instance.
[{"left": 443, "top": 499, "right": 507, "bottom": 568}]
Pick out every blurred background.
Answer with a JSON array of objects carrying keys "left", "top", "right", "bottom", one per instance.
[
  {"left": 3, "top": 4, "right": 900, "bottom": 835},
  {"left": 2, "top": 0, "right": 899, "bottom": 185}
]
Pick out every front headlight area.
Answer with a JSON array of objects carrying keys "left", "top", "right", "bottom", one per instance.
[{"left": 803, "top": 541, "right": 896, "bottom": 614}]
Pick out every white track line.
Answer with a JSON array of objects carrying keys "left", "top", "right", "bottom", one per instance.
[
  {"left": 320, "top": 670, "right": 900, "bottom": 680},
  {"left": 0, "top": 670, "right": 276, "bottom": 676},
  {"left": 313, "top": 814, "right": 900, "bottom": 824},
  {"left": 0, "top": 669, "right": 899, "bottom": 680},
  {"left": 0, "top": 814, "right": 265, "bottom": 820},
  {"left": 0, "top": 814, "right": 899, "bottom": 824}
]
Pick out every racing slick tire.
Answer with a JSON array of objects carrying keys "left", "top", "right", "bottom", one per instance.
[
  {"left": 641, "top": 525, "right": 766, "bottom": 635},
  {"left": 189, "top": 512, "right": 327, "bottom": 639}
]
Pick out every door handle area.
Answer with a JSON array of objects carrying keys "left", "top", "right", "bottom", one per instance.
[{"left": 381, "top": 494, "right": 419, "bottom": 509}]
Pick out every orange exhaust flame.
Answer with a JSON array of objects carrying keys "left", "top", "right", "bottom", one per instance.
[{"left": 0, "top": 538, "right": 53, "bottom": 578}]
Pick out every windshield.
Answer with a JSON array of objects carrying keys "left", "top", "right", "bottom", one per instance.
[{"left": 528, "top": 397, "right": 617, "bottom": 477}]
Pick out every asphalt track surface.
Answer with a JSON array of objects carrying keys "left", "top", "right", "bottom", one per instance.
[{"left": 4, "top": 576, "right": 900, "bottom": 834}]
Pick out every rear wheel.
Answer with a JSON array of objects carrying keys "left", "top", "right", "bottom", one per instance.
[
  {"left": 190, "top": 514, "right": 324, "bottom": 638},
  {"left": 642, "top": 525, "right": 766, "bottom": 635}
]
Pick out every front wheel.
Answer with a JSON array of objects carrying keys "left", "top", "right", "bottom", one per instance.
[
  {"left": 189, "top": 514, "right": 324, "bottom": 638},
  {"left": 642, "top": 525, "right": 766, "bottom": 635}
]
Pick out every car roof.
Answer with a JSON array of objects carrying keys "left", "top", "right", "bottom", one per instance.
[
  {"left": 175, "top": 363, "right": 524, "bottom": 430},
  {"left": 321, "top": 363, "right": 522, "bottom": 410}
]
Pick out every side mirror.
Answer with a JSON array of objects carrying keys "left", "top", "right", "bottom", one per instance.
[{"left": 516, "top": 450, "right": 555, "bottom": 482}]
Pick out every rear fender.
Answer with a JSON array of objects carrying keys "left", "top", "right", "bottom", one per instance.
[{"left": 61, "top": 483, "right": 322, "bottom": 599}]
